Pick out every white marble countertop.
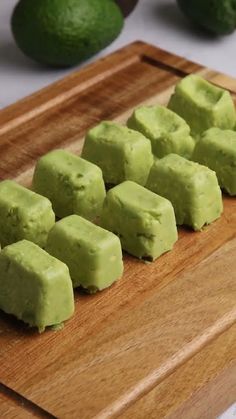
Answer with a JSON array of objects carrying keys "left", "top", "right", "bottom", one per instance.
[{"left": 0, "top": 1, "right": 235, "bottom": 417}]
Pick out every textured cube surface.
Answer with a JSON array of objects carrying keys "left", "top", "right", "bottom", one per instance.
[
  {"left": 146, "top": 154, "right": 223, "bottom": 231},
  {"left": 0, "top": 240, "right": 74, "bottom": 332},
  {"left": 168, "top": 75, "right": 235, "bottom": 137},
  {"left": 0, "top": 180, "right": 55, "bottom": 248},
  {"left": 127, "top": 105, "right": 195, "bottom": 159},
  {"left": 82, "top": 121, "right": 153, "bottom": 185},
  {"left": 100, "top": 180, "right": 178, "bottom": 260},
  {"left": 33, "top": 149, "right": 106, "bottom": 220},
  {"left": 193, "top": 128, "right": 236, "bottom": 196},
  {"left": 46, "top": 215, "right": 123, "bottom": 292}
]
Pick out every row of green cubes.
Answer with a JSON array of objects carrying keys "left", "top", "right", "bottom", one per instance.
[{"left": 0, "top": 74, "right": 235, "bottom": 332}]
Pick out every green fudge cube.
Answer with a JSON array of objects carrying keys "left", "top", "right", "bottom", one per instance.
[
  {"left": 193, "top": 128, "right": 236, "bottom": 196},
  {"left": 81, "top": 121, "right": 153, "bottom": 186},
  {"left": 146, "top": 154, "right": 223, "bottom": 231},
  {"left": 168, "top": 75, "right": 235, "bottom": 137},
  {"left": 33, "top": 149, "right": 106, "bottom": 220},
  {"left": 46, "top": 215, "right": 123, "bottom": 292},
  {"left": 127, "top": 105, "right": 195, "bottom": 159},
  {"left": 100, "top": 181, "right": 178, "bottom": 261},
  {"left": 0, "top": 180, "right": 55, "bottom": 248},
  {"left": 0, "top": 240, "right": 74, "bottom": 332}
]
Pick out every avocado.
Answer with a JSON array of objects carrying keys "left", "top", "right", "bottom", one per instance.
[
  {"left": 177, "top": 0, "right": 236, "bottom": 35},
  {"left": 11, "top": 0, "right": 124, "bottom": 67}
]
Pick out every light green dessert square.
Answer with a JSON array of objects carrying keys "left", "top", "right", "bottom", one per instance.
[
  {"left": 100, "top": 181, "right": 178, "bottom": 260},
  {"left": 46, "top": 215, "right": 123, "bottom": 292},
  {"left": 192, "top": 127, "right": 236, "bottom": 196},
  {"left": 0, "top": 240, "right": 74, "bottom": 332},
  {"left": 81, "top": 121, "right": 153, "bottom": 185},
  {"left": 33, "top": 149, "right": 106, "bottom": 220},
  {"left": 0, "top": 180, "right": 55, "bottom": 248},
  {"left": 127, "top": 105, "right": 195, "bottom": 159},
  {"left": 168, "top": 75, "right": 235, "bottom": 137},
  {"left": 146, "top": 154, "right": 223, "bottom": 231}
]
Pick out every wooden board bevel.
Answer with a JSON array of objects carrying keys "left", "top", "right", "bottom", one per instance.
[{"left": 0, "top": 41, "right": 235, "bottom": 418}]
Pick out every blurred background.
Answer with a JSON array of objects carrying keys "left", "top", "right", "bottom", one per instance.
[{"left": 1, "top": 0, "right": 236, "bottom": 109}]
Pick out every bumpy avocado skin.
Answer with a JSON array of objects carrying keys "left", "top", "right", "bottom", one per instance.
[
  {"left": 11, "top": 0, "right": 124, "bottom": 67},
  {"left": 177, "top": 0, "right": 236, "bottom": 35}
]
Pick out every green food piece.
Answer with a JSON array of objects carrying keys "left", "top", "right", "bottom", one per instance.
[
  {"left": 100, "top": 180, "right": 178, "bottom": 260},
  {"left": 0, "top": 180, "right": 55, "bottom": 248},
  {"left": 46, "top": 215, "right": 123, "bottom": 291},
  {"left": 127, "top": 105, "right": 195, "bottom": 159},
  {"left": 0, "top": 240, "right": 74, "bottom": 332},
  {"left": 146, "top": 154, "right": 223, "bottom": 231},
  {"left": 11, "top": 0, "right": 124, "bottom": 67},
  {"left": 33, "top": 149, "right": 106, "bottom": 220},
  {"left": 192, "top": 127, "right": 236, "bottom": 196},
  {"left": 168, "top": 75, "right": 236, "bottom": 137},
  {"left": 82, "top": 122, "right": 153, "bottom": 186},
  {"left": 177, "top": 0, "right": 236, "bottom": 35}
]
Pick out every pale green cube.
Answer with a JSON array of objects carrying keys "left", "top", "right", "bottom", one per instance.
[
  {"left": 193, "top": 128, "right": 236, "bottom": 196},
  {"left": 146, "top": 154, "right": 223, "bottom": 231},
  {"left": 168, "top": 75, "right": 235, "bottom": 137},
  {"left": 46, "top": 215, "right": 123, "bottom": 292},
  {"left": 0, "top": 240, "right": 74, "bottom": 332},
  {"left": 100, "top": 181, "right": 178, "bottom": 260},
  {"left": 0, "top": 180, "right": 55, "bottom": 248},
  {"left": 33, "top": 149, "right": 106, "bottom": 220},
  {"left": 82, "top": 121, "right": 153, "bottom": 185},
  {"left": 127, "top": 105, "right": 195, "bottom": 159}
]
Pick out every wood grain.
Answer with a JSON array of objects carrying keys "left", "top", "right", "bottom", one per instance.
[
  {"left": 0, "top": 42, "right": 235, "bottom": 418},
  {"left": 0, "top": 384, "right": 52, "bottom": 419},
  {"left": 0, "top": 394, "right": 37, "bottom": 419},
  {"left": 1, "top": 239, "right": 236, "bottom": 418},
  {"left": 0, "top": 42, "right": 203, "bottom": 179},
  {"left": 124, "top": 324, "right": 236, "bottom": 419}
]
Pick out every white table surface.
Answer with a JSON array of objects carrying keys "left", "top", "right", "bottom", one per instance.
[
  {"left": 1, "top": 0, "right": 236, "bottom": 109},
  {"left": 0, "top": 1, "right": 235, "bottom": 417}
]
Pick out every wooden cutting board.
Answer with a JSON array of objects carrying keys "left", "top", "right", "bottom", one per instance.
[{"left": 0, "top": 41, "right": 235, "bottom": 419}]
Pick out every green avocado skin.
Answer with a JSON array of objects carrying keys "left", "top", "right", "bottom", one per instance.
[
  {"left": 0, "top": 240, "right": 74, "bottom": 332},
  {"left": 11, "top": 0, "right": 124, "bottom": 67},
  {"left": 177, "top": 0, "right": 236, "bottom": 35}
]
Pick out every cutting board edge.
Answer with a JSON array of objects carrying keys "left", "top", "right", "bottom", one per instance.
[
  {"left": 0, "top": 41, "right": 235, "bottom": 418},
  {"left": 1, "top": 322, "right": 235, "bottom": 419},
  {"left": 1, "top": 39, "right": 232, "bottom": 136},
  {"left": 123, "top": 324, "right": 236, "bottom": 419}
]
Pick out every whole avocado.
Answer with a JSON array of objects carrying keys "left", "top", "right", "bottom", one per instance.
[
  {"left": 177, "top": 0, "right": 236, "bottom": 35},
  {"left": 11, "top": 0, "right": 124, "bottom": 67}
]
